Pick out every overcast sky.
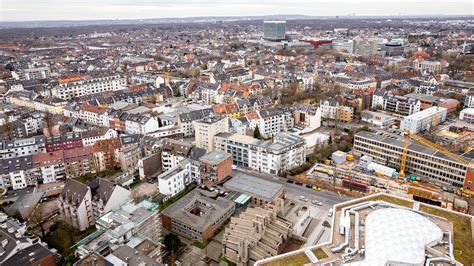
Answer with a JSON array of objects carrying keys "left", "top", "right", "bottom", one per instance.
[{"left": 1, "top": 0, "right": 473, "bottom": 21}]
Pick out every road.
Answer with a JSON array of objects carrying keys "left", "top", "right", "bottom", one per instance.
[{"left": 234, "top": 169, "right": 351, "bottom": 210}]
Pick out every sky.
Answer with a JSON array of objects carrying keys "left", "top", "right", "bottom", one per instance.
[{"left": 1, "top": 0, "right": 473, "bottom": 21}]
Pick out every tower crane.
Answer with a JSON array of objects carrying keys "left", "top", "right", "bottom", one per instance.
[{"left": 399, "top": 130, "right": 472, "bottom": 179}]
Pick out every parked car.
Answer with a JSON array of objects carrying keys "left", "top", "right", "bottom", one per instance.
[
  {"left": 299, "top": 196, "right": 308, "bottom": 202},
  {"left": 328, "top": 208, "right": 334, "bottom": 217},
  {"left": 312, "top": 186, "right": 321, "bottom": 191},
  {"left": 295, "top": 182, "right": 303, "bottom": 186},
  {"left": 305, "top": 184, "right": 312, "bottom": 188},
  {"left": 286, "top": 180, "right": 294, "bottom": 184}
]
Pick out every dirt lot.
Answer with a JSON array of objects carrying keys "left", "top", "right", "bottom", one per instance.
[{"left": 131, "top": 181, "right": 158, "bottom": 199}]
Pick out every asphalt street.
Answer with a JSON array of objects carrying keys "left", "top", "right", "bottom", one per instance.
[{"left": 234, "top": 169, "right": 352, "bottom": 210}]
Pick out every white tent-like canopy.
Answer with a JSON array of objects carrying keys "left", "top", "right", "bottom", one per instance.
[{"left": 348, "top": 208, "right": 443, "bottom": 266}]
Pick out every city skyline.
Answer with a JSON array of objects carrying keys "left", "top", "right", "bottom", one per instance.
[{"left": 1, "top": 0, "right": 473, "bottom": 21}]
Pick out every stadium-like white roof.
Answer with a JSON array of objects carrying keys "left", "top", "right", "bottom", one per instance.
[{"left": 349, "top": 208, "right": 443, "bottom": 266}]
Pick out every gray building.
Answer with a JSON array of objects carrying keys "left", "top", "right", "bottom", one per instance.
[{"left": 263, "top": 21, "right": 286, "bottom": 41}]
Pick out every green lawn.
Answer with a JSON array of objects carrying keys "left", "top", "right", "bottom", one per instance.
[
  {"left": 193, "top": 240, "right": 209, "bottom": 249},
  {"left": 262, "top": 252, "right": 310, "bottom": 266},
  {"left": 370, "top": 195, "right": 413, "bottom": 208},
  {"left": 420, "top": 205, "right": 473, "bottom": 265},
  {"left": 311, "top": 248, "right": 328, "bottom": 259},
  {"left": 43, "top": 222, "right": 97, "bottom": 256}
]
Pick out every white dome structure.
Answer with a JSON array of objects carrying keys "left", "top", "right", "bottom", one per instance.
[{"left": 349, "top": 208, "right": 443, "bottom": 266}]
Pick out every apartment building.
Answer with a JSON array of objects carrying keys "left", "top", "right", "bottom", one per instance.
[
  {"left": 381, "top": 93, "right": 421, "bottom": 116},
  {"left": 161, "top": 190, "right": 236, "bottom": 241},
  {"left": 75, "top": 199, "right": 162, "bottom": 264},
  {"left": 63, "top": 146, "right": 98, "bottom": 178},
  {"left": 52, "top": 75, "right": 126, "bottom": 100},
  {"left": 158, "top": 159, "right": 191, "bottom": 197},
  {"left": 353, "top": 131, "right": 472, "bottom": 189},
  {"left": 400, "top": 106, "right": 447, "bottom": 133},
  {"left": 161, "top": 139, "right": 194, "bottom": 171},
  {"left": 405, "top": 93, "right": 459, "bottom": 115},
  {"left": 0, "top": 136, "right": 46, "bottom": 159},
  {"left": 293, "top": 104, "right": 322, "bottom": 131},
  {"left": 198, "top": 151, "right": 232, "bottom": 185},
  {"left": 320, "top": 98, "right": 354, "bottom": 122},
  {"left": 223, "top": 201, "right": 292, "bottom": 265},
  {"left": 257, "top": 109, "right": 289, "bottom": 138},
  {"left": 0, "top": 215, "right": 56, "bottom": 265},
  {"left": 0, "top": 155, "right": 35, "bottom": 190},
  {"left": 193, "top": 116, "right": 229, "bottom": 151},
  {"left": 125, "top": 114, "right": 159, "bottom": 135},
  {"left": 459, "top": 108, "right": 474, "bottom": 123},
  {"left": 58, "top": 179, "right": 94, "bottom": 231},
  {"left": 177, "top": 108, "right": 214, "bottom": 137},
  {"left": 14, "top": 66, "right": 51, "bottom": 80},
  {"left": 58, "top": 178, "right": 132, "bottom": 231},
  {"left": 118, "top": 144, "right": 142, "bottom": 173},
  {"left": 214, "top": 132, "right": 306, "bottom": 175}
]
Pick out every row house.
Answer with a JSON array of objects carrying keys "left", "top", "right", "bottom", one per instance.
[
  {"left": 235, "top": 96, "right": 273, "bottom": 115},
  {"left": 6, "top": 90, "right": 67, "bottom": 115},
  {"left": 293, "top": 104, "right": 322, "bottom": 131},
  {"left": 93, "top": 138, "right": 122, "bottom": 172},
  {"left": 0, "top": 155, "right": 35, "bottom": 190}
]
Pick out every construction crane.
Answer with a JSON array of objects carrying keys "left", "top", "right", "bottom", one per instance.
[{"left": 399, "top": 130, "right": 473, "bottom": 179}]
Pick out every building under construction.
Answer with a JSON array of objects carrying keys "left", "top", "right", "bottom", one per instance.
[{"left": 353, "top": 131, "right": 474, "bottom": 190}]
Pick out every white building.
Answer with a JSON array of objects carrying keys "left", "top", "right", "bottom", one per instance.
[
  {"left": 193, "top": 116, "right": 229, "bottom": 152},
  {"left": 459, "top": 108, "right": 474, "bottom": 123},
  {"left": 52, "top": 75, "right": 126, "bottom": 100},
  {"left": 400, "top": 106, "right": 447, "bottom": 133},
  {"left": 214, "top": 132, "right": 306, "bottom": 175},
  {"left": 161, "top": 139, "right": 194, "bottom": 171},
  {"left": 125, "top": 114, "right": 160, "bottom": 135},
  {"left": 157, "top": 160, "right": 192, "bottom": 197}
]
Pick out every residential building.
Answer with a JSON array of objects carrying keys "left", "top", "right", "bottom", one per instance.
[
  {"left": 293, "top": 104, "right": 322, "bottom": 131},
  {"left": 63, "top": 146, "right": 97, "bottom": 178},
  {"left": 125, "top": 114, "right": 159, "bottom": 135},
  {"left": 178, "top": 108, "right": 213, "bottom": 137},
  {"left": 413, "top": 59, "right": 443, "bottom": 73},
  {"left": 58, "top": 178, "right": 132, "bottom": 231},
  {"left": 198, "top": 151, "right": 233, "bottom": 185},
  {"left": 52, "top": 75, "right": 126, "bottom": 100},
  {"left": 0, "top": 136, "right": 46, "bottom": 159},
  {"left": 193, "top": 116, "right": 229, "bottom": 152},
  {"left": 58, "top": 179, "right": 94, "bottom": 231},
  {"left": 381, "top": 93, "right": 421, "bottom": 116},
  {"left": 0, "top": 215, "right": 56, "bottom": 265},
  {"left": 14, "top": 66, "right": 51, "bottom": 80},
  {"left": 405, "top": 93, "right": 459, "bottom": 115},
  {"left": 459, "top": 108, "right": 474, "bottom": 123},
  {"left": 118, "top": 144, "right": 142, "bottom": 173},
  {"left": 158, "top": 159, "right": 191, "bottom": 197},
  {"left": 161, "top": 139, "right": 194, "bottom": 171},
  {"left": 75, "top": 199, "right": 162, "bottom": 264},
  {"left": 400, "top": 106, "right": 447, "bottom": 133},
  {"left": 161, "top": 189, "right": 236, "bottom": 241},
  {"left": 320, "top": 98, "right": 354, "bottom": 122},
  {"left": 215, "top": 132, "right": 306, "bottom": 175}
]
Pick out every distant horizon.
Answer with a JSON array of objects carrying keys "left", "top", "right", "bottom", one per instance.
[
  {"left": 1, "top": 0, "right": 473, "bottom": 22},
  {"left": 1, "top": 13, "right": 473, "bottom": 23}
]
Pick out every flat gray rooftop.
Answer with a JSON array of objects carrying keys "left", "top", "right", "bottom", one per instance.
[{"left": 224, "top": 172, "right": 284, "bottom": 200}]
